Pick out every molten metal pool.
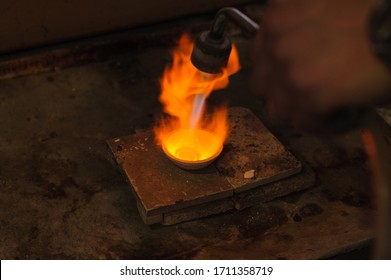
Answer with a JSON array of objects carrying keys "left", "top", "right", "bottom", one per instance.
[{"left": 162, "top": 129, "right": 223, "bottom": 170}]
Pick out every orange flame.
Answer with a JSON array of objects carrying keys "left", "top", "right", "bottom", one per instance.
[{"left": 154, "top": 33, "right": 240, "bottom": 162}]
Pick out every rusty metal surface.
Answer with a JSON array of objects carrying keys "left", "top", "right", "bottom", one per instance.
[{"left": 0, "top": 19, "right": 383, "bottom": 259}]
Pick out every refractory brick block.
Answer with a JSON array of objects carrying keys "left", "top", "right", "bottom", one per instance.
[{"left": 107, "top": 107, "right": 313, "bottom": 225}]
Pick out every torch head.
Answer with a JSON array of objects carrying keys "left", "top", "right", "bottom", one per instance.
[{"left": 190, "top": 31, "right": 232, "bottom": 74}]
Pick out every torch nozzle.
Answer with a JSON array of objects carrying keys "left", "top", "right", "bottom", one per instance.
[{"left": 190, "top": 7, "right": 259, "bottom": 74}]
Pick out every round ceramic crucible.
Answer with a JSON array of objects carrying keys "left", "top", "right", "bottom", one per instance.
[{"left": 162, "top": 129, "right": 223, "bottom": 170}]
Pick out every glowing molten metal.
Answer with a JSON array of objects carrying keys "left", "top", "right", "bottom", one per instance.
[{"left": 154, "top": 34, "right": 240, "bottom": 169}]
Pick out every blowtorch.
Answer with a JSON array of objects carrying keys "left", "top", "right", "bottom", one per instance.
[
  {"left": 191, "top": 7, "right": 259, "bottom": 74},
  {"left": 188, "top": 8, "right": 259, "bottom": 130}
]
